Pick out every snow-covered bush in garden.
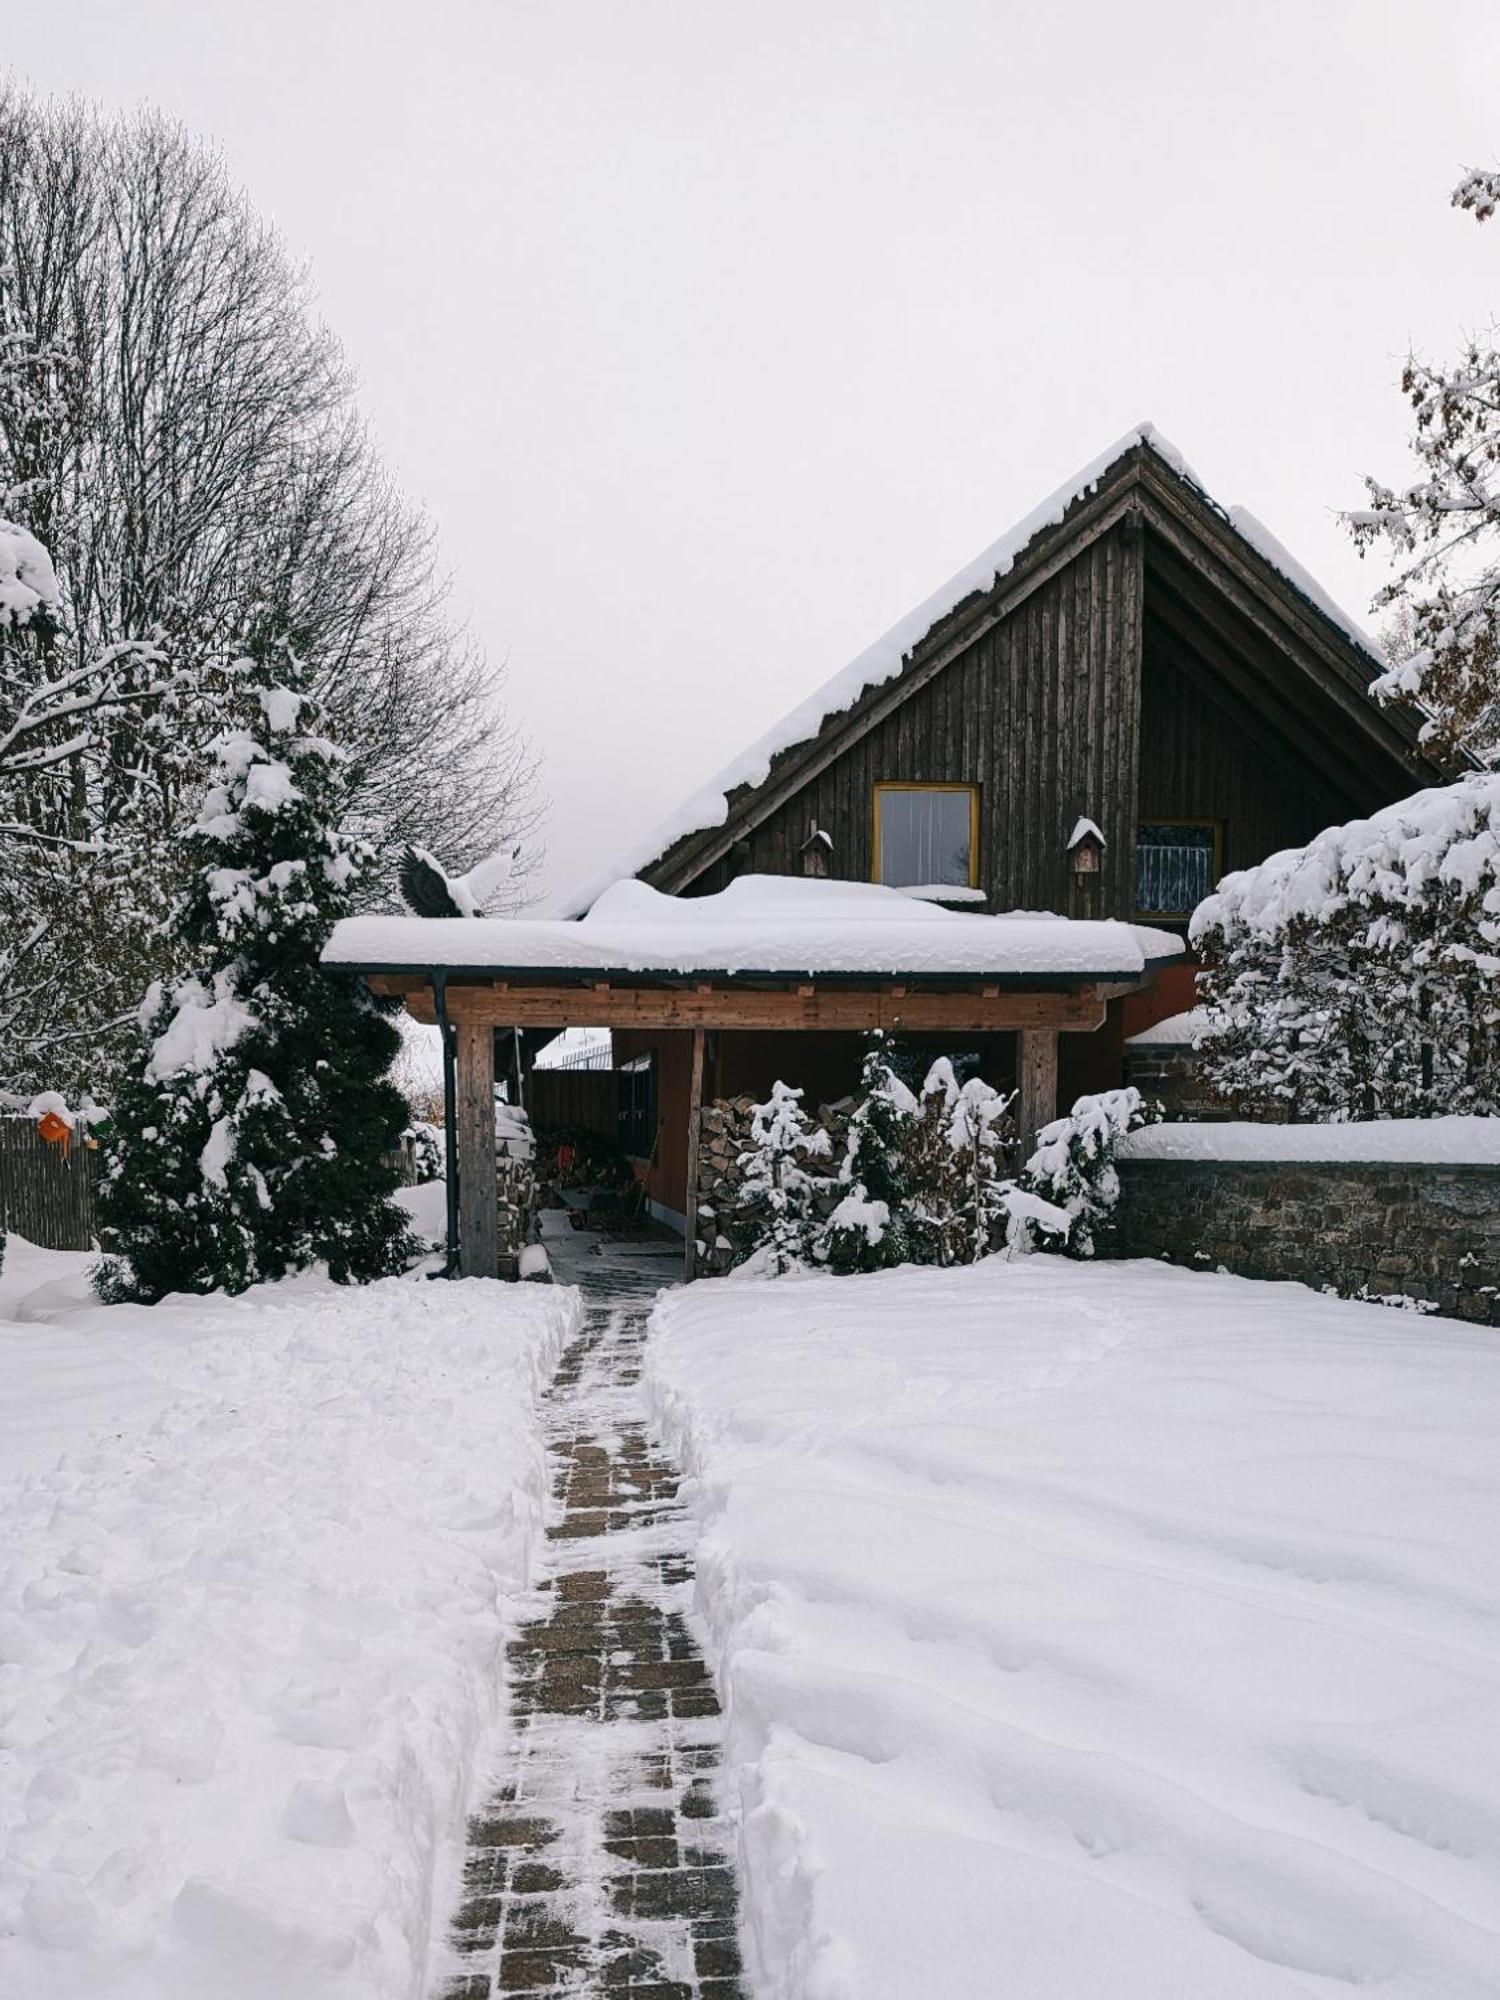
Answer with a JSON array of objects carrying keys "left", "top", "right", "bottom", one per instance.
[
  {"left": 95, "top": 649, "right": 414, "bottom": 1303},
  {"left": 1192, "top": 775, "right": 1500, "bottom": 1120},
  {"left": 907, "top": 1059, "right": 1017, "bottom": 1264},
  {"left": 405, "top": 1121, "right": 443, "bottom": 1183},
  {"left": 1019, "top": 1086, "right": 1155, "bottom": 1257},
  {"left": 815, "top": 1033, "right": 916, "bottom": 1273},
  {"left": 733, "top": 1080, "right": 832, "bottom": 1275}
]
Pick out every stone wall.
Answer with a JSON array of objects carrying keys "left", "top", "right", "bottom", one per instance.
[
  {"left": 1123, "top": 1037, "right": 1231, "bottom": 1122},
  {"left": 1105, "top": 1159, "right": 1500, "bottom": 1325}
]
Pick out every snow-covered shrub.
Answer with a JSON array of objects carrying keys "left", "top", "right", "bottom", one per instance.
[
  {"left": 404, "top": 1121, "right": 443, "bottom": 1184},
  {"left": 815, "top": 1035, "right": 916, "bottom": 1273},
  {"left": 734, "top": 1081, "right": 832, "bottom": 1274},
  {"left": 1192, "top": 775, "right": 1500, "bottom": 1121},
  {"left": 95, "top": 649, "right": 415, "bottom": 1303},
  {"left": 907, "top": 1059, "right": 1017, "bottom": 1264},
  {"left": 1019, "top": 1087, "right": 1156, "bottom": 1257}
]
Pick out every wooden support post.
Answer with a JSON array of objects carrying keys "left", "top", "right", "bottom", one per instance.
[
  {"left": 1017, "top": 1026, "right": 1059, "bottom": 1160},
  {"left": 456, "top": 1018, "right": 499, "bottom": 1279},
  {"left": 683, "top": 1026, "right": 706, "bottom": 1281}
]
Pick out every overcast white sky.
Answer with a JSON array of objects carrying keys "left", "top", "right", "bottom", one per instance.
[{"left": 17, "top": 1, "right": 1500, "bottom": 902}]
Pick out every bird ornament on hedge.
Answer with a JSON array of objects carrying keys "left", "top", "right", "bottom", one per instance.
[{"left": 397, "top": 842, "right": 521, "bottom": 918}]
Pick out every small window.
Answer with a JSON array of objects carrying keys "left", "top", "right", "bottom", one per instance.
[
  {"left": 873, "top": 784, "right": 978, "bottom": 890},
  {"left": 1135, "top": 821, "right": 1219, "bottom": 917},
  {"left": 617, "top": 1052, "right": 657, "bottom": 1159}
]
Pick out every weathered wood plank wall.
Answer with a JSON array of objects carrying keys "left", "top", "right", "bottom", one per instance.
[
  {"left": 1136, "top": 644, "right": 1367, "bottom": 876},
  {"left": 691, "top": 522, "right": 1146, "bottom": 919},
  {"left": 529, "top": 1069, "right": 618, "bottom": 1139},
  {"left": 0, "top": 1120, "right": 99, "bottom": 1252}
]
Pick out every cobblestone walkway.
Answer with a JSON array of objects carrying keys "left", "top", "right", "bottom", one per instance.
[{"left": 435, "top": 1250, "right": 747, "bottom": 1999}]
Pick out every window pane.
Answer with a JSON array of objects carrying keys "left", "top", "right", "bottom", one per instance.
[
  {"left": 878, "top": 789, "right": 972, "bottom": 887},
  {"left": 1135, "top": 823, "right": 1215, "bottom": 914}
]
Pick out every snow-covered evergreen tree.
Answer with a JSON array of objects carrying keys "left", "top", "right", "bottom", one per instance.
[
  {"left": 95, "top": 647, "right": 414, "bottom": 1303},
  {"left": 816, "top": 1033, "right": 916, "bottom": 1273},
  {"left": 0, "top": 97, "right": 540, "bottom": 1099},
  {"left": 1018, "top": 1087, "right": 1154, "bottom": 1258},
  {"left": 1347, "top": 165, "right": 1500, "bottom": 764},
  {"left": 733, "top": 1079, "right": 831, "bottom": 1275}
]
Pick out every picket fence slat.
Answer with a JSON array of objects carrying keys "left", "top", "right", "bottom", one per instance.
[{"left": 0, "top": 1119, "right": 100, "bottom": 1252}]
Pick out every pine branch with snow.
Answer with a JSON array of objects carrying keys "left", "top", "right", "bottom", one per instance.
[
  {"left": 1018, "top": 1087, "right": 1155, "bottom": 1257},
  {"left": 815, "top": 1034, "right": 916, "bottom": 1273},
  {"left": 733, "top": 1080, "right": 832, "bottom": 1275}
]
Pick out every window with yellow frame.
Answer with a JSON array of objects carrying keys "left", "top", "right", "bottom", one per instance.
[{"left": 871, "top": 783, "right": 980, "bottom": 891}]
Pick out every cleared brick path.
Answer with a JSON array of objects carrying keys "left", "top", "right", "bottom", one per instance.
[{"left": 436, "top": 1244, "right": 747, "bottom": 1999}]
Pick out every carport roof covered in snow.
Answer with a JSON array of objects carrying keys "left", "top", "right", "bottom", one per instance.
[
  {"left": 322, "top": 877, "right": 1181, "bottom": 1279},
  {"left": 324, "top": 876, "right": 1182, "bottom": 995}
]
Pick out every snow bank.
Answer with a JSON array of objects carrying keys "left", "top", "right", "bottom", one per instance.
[
  {"left": 648, "top": 1257, "right": 1500, "bottom": 2000},
  {"left": 326, "top": 875, "right": 1182, "bottom": 979},
  {"left": 1120, "top": 1114, "right": 1500, "bottom": 1165},
  {"left": 550, "top": 427, "right": 1385, "bottom": 918},
  {"left": 0, "top": 1244, "right": 580, "bottom": 2000}
]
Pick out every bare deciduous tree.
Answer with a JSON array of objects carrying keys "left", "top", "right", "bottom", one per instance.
[{"left": 0, "top": 88, "right": 540, "bottom": 1096}]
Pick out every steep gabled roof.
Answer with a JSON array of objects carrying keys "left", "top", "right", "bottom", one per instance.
[{"left": 552, "top": 424, "right": 1423, "bottom": 917}]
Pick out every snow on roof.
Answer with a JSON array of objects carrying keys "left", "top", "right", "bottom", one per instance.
[
  {"left": 1126, "top": 1006, "right": 1210, "bottom": 1047},
  {"left": 1226, "top": 508, "right": 1385, "bottom": 663},
  {"left": 326, "top": 875, "right": 1183, "bottom": 981},
  {"left": 551, "top": 424, "right": 1386, "bottom": 919},
  {"left": 1067, "top": 816, "right": 1107, "bottom": 851},
  {"left": 1120, "top": 1116, "right": 1500, "bottom": 1166}
]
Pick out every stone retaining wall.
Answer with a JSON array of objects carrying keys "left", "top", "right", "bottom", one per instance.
[
  {"left": 1123, "top": 1039, "right": 1231, "bottom": 1122},
  {"left": 1106, "top": 1158, "right": 1500, "bottom": 1324}
]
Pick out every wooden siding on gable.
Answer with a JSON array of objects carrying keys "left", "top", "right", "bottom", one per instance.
[
  {"left": 1137, "top": 644, "right": 1368, "bottom": 885},
  {"left": 701, "top": 520, "right": 1146, "bottom": 916}
]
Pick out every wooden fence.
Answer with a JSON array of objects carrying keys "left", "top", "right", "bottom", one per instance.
[
  {"left": 529, "top": 1069, "right": 618, "bottom": 1140},
  {"left": 1, "top": 1118, "right": 99, "bottom": 1251}
]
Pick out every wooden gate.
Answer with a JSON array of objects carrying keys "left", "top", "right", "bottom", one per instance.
[{"left": 0, "top": 1118, "right": 99, "bottom": 1251}]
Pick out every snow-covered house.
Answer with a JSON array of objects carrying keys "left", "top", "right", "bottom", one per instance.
[{"left": 325, "top": 426, "right": 1444, "bottom": 1273}]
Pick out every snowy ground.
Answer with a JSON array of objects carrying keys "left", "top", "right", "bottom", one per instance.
[
  {"left": 0, "top": 1237, "right": 580, "bottom": 2000},
  {"left": 648, "top": 1256, "right": 1500, "bottom": 1999}
]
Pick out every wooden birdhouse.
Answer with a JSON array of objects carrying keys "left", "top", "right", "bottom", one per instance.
[
  {"left": 1066, "top": 816, "right": 1106, "bottom": 877},
  {"left": 799, "top": 821, "right": 833, "bottom": 878},
  {"left": 1065, "top": 816, "right": 1105, "bottom": 918}
]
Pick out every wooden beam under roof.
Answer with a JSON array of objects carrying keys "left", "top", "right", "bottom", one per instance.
[{"left": 388, "top": 979, "right": 1130, "bottom": 1034}]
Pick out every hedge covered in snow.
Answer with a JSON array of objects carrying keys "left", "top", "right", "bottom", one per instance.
[{"left": 1191, "top": 774, "right": 1500, "bottom": 1121}]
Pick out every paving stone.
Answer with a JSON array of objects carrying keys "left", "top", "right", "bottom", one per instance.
[{"left": 435, "top": 1268, "right": 746, "bottom": 1999}]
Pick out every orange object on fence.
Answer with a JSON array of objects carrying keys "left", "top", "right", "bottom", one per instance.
[{"left": 36, "top": 1109, "right": 71, "bottom": 1158}]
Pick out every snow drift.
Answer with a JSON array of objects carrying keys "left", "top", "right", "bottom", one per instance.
[
  {"left": 0, "top": 1246, "right": 580, "bottom": 2000},
  {"left": 648, "top": 1255, "right": 1500, "bottom": 1999}
]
